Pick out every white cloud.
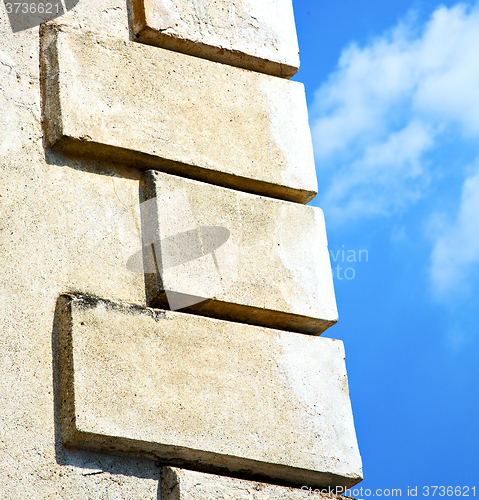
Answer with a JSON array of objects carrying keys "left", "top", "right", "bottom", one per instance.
[
  {"left": 311, "top": 2, "right": 479, "bottom": 222},
  {"left": 321, "top": 120, "right": 433, "bottom": 220},
  {"left": 413, "top": 6, "right": 479, "bottom": 134},
  {"left": 429, "top": 166, "right": 479, "bottom": 296},
  {"left": 311, "top": 2, "right": 479, "bottom": 298}
]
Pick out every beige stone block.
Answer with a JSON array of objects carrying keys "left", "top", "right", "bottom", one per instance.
[
  {"left": 58, "top": 295, "right": 363, "bottom": 490},
  {"left": 40, "top": 25, "right": 317, "bottom": 204},
  {"left": 134, "top": 171, "right": 337, "bottom": 335},
  {"left": 161, "top": 467, "right": 353, "bottom": 499},
  {"left": 131, "top": 0, "right": 300, "bottom": 78}
]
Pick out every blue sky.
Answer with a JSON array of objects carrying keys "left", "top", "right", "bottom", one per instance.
[{"left": 292, "top": 0, "right": 479, "bottom": 493}]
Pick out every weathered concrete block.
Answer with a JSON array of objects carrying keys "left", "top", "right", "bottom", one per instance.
[
  {"left": 161, "top": 467, "right": 351, "bottom": 499},
  {"left": 131, "top": 0, "right": 300, "bottom": 78},
  {"left": 134, "top": 171, "right": 337, "bottom": 335},
  {"left": 41, "top": 25, "right": 317, "bottom": 204},
  {"left": 57, "top": 295, "right": 362, "bottom": 489}
]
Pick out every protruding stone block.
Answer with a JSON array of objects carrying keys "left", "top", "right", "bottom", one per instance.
[
  {"left": 131, "top": 0, "right": 300, "bottom": 78},
  {"left": 41, "top": 26, "right": 317, "bottom": 204},
  {"left": 134, "top": 171, "right": 337, "bottom": 335},
  {"left": 57, "top": 295, "right": 363, "bottom": 489},
  {"left": 161, "top": 467, "right": 352, "bottom": 499}
]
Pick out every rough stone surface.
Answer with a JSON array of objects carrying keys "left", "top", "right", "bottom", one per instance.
[
  {"left": 161, "top": 467, "right": 353, "bottom": 499},
  {"left": 1, "top": 2, "right": 360, "bottom": 498},
  {"left": 139, "top": 171, "right": 337, "bottom": 335},
  {"left": 0, "top": 2, "right": 164, "bottom": 498},
  {"left": 58, "top": 295, "right": 363, "bottom": 489},
  {"left": 131, "top": 0, "right": 300, "bottom": 78},
  {"left": 41, "top": 25, "right": 317, "bottom": 204}
]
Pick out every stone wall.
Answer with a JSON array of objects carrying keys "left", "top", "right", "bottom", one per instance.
[{"left": 0, "top": 1, "right": 361, "bottom": 498}]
